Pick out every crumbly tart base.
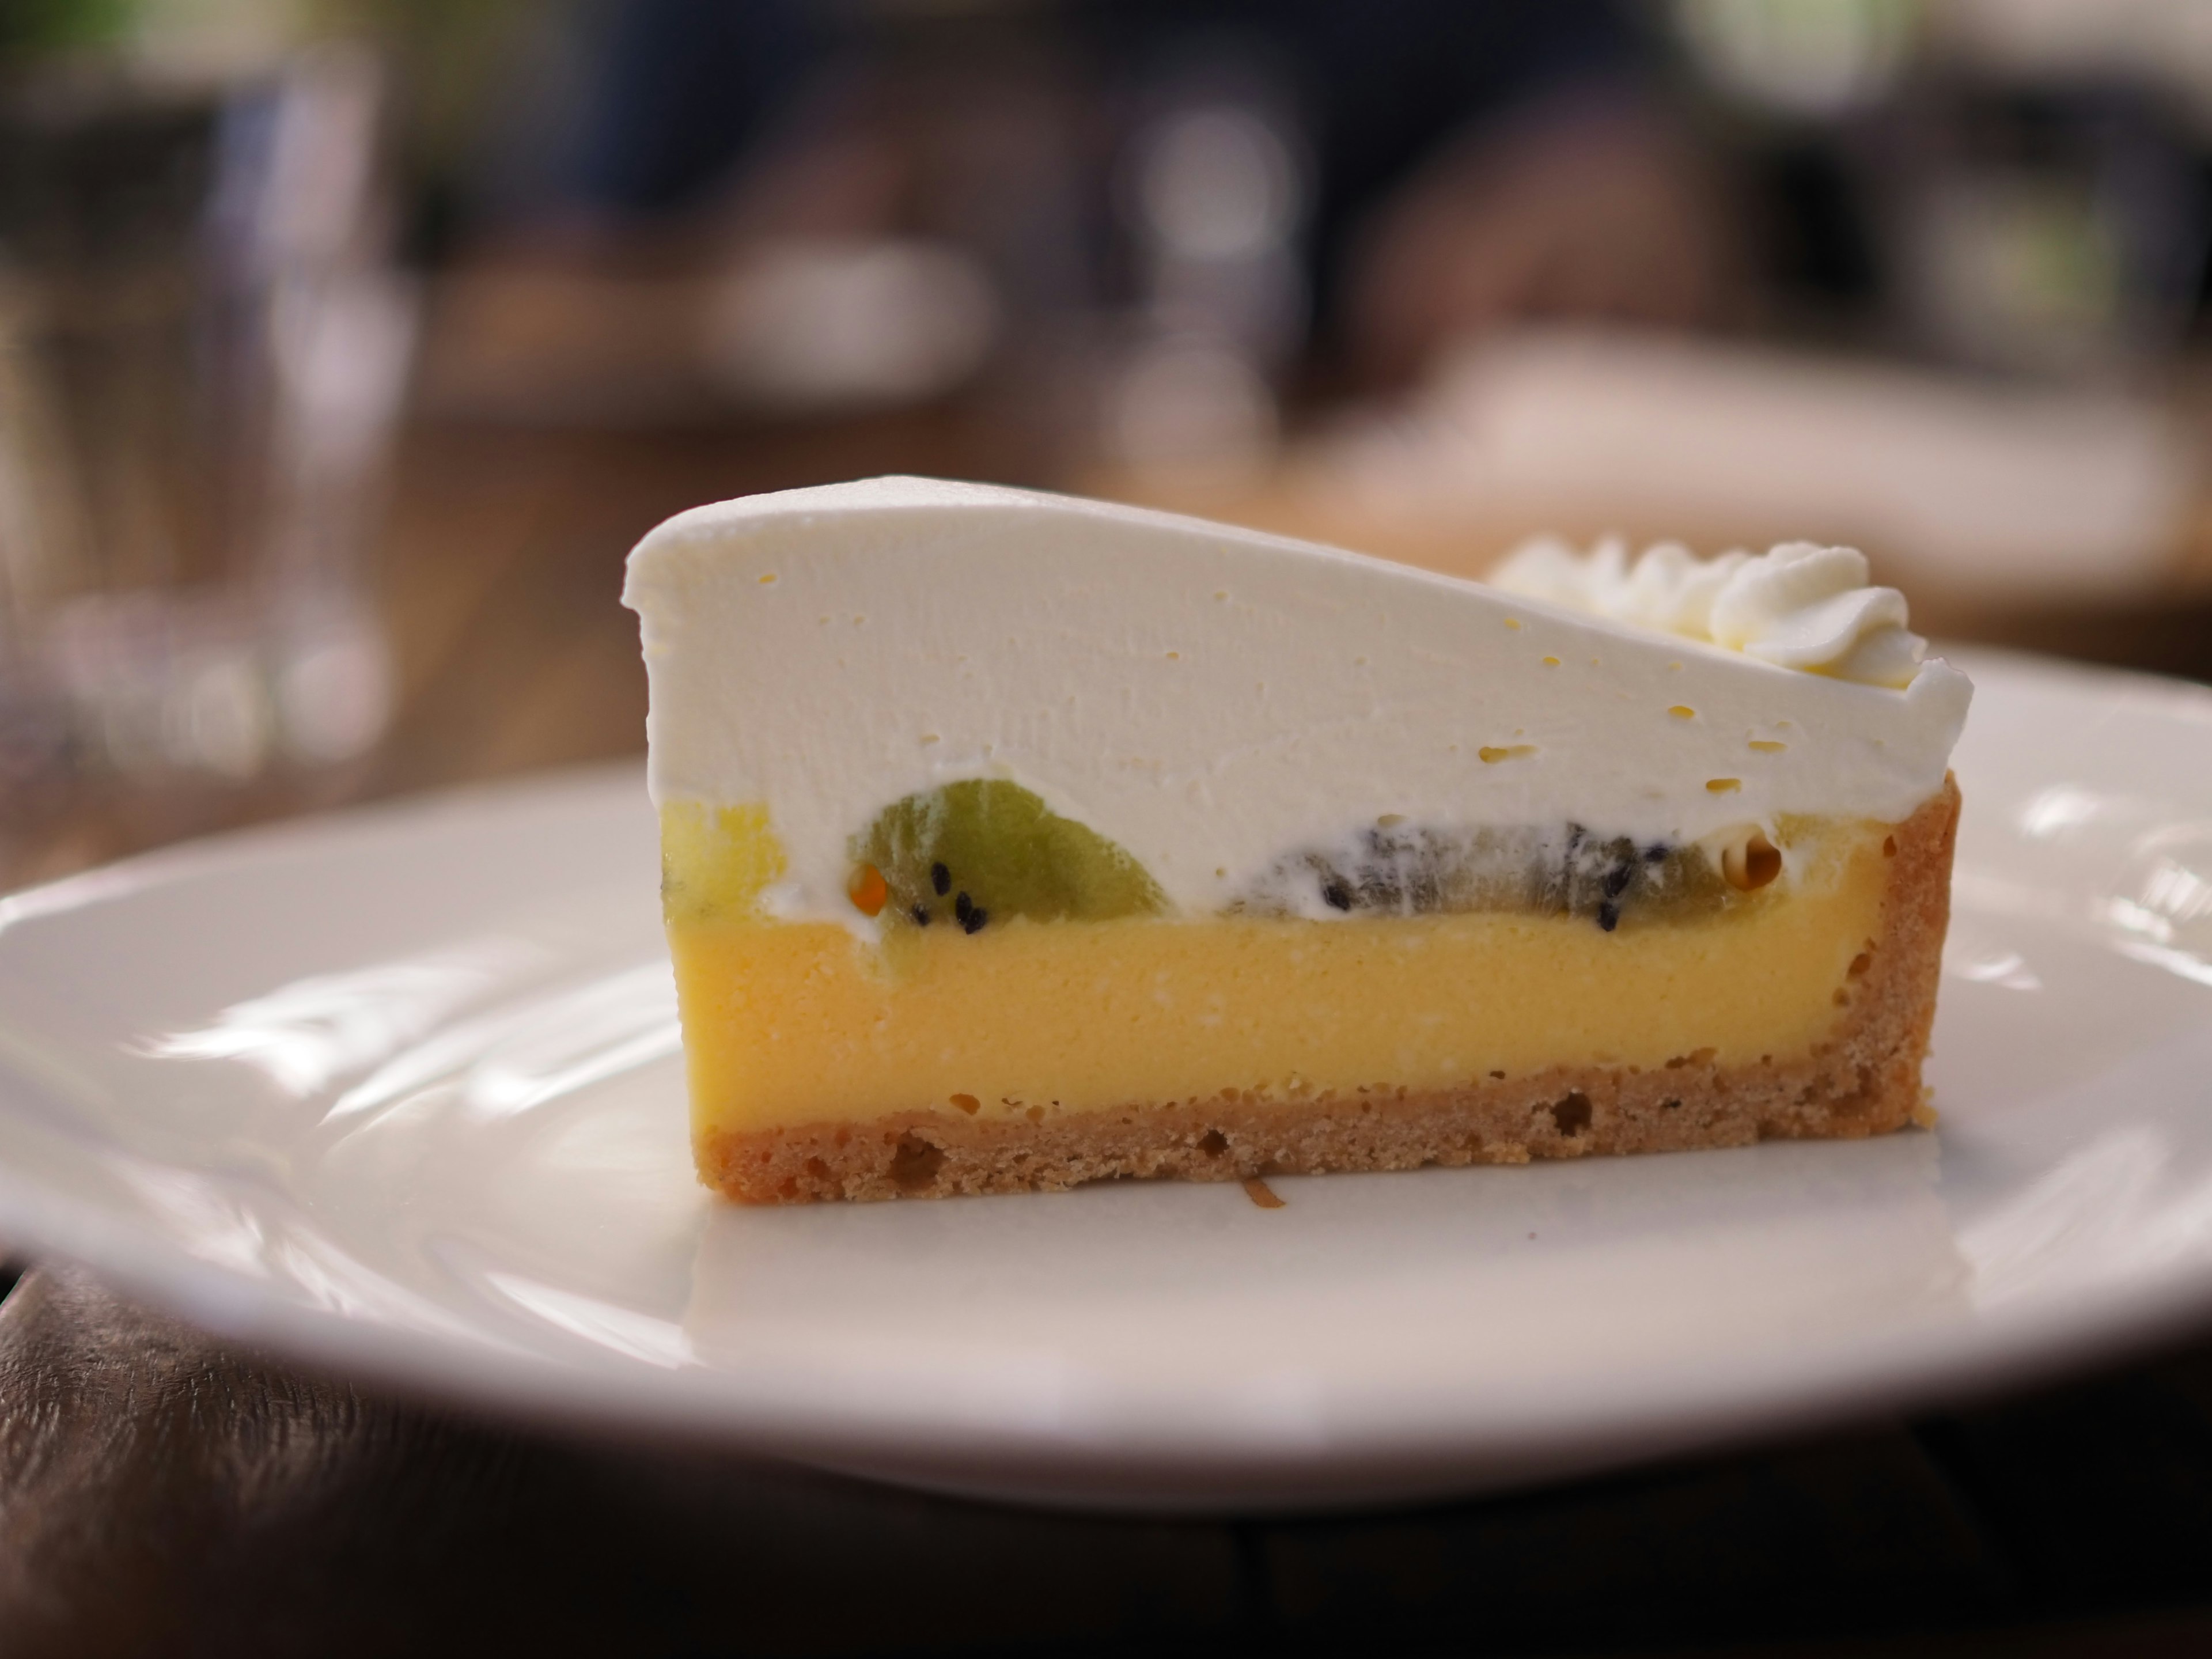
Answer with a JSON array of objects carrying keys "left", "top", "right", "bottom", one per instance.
[{"left": 699, "top": 778, "right": 1960, "bottom": 1203}]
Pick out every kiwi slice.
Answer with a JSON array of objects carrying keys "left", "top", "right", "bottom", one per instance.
[
  {"left": 853, "top": 779, "right": 1169, "bottom": 932},
  {"left": 1237, "top": 821, "right": 1746, "bottom": 931}
]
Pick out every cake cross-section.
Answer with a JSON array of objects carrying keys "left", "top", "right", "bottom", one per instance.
[{"left": 622, "top": 478, "right": 1971, "bottom": 1202}]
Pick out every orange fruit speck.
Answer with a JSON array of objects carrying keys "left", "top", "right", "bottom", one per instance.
[{"left": 849, "top": 863, "right": 889, "bottom": 916}]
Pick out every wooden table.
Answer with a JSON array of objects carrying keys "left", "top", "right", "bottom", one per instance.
[{"left": 5, "top": 412, "right": 2212, "bottom": 1657}]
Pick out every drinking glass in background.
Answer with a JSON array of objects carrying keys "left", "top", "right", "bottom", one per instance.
[{"left": 0, "top": 39, "right": 412, "bottom": 884}]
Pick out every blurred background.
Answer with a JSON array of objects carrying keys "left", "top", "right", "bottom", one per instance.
[{"left": 6, "top": 0, "right": 2212, "bottom": 887}]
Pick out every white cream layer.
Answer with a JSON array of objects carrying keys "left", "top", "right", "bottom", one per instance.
[{"left": 622, "top": 478, "right": 1971, "bottom": 925}]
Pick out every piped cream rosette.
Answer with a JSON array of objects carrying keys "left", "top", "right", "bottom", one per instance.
[{"left": 1491, "top": 537, "right": 1927, "bottom": 690}]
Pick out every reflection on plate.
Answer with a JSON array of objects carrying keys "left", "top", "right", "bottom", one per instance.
[{"left": 0, "top": 649, "right": 2209, "bottom": 1510}]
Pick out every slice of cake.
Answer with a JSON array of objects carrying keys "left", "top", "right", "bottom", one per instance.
[{"left": 622, "top": 479, "right": 1970, "bottom": 1203}]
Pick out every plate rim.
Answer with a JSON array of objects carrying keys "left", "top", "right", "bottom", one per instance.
[{"left": 2, "top": 649, "right": 2211, "bottom": 1510}]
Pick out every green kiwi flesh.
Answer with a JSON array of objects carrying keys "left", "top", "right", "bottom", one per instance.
[{"left": 854, "top": 779, "right": 1169, "bottom": 931}]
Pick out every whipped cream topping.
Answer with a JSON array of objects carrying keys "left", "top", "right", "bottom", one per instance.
[
  {"left": 624, "top": 479, "right": 1971, "bottom": 926},
  {"left": 1491, "top": 536, "right": 1927, "bottom": 689}
]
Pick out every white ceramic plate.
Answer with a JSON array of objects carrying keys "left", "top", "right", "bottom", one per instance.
[{"left": 1, "top": 649, "right": 2210, "bottom": 1512}]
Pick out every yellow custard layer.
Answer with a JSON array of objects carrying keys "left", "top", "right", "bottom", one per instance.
[{"left": 666, "top": 820, "right": 1895, "bottom": 1135}]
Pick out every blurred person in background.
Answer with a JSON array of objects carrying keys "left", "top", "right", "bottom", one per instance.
[{"left": 423, "top": 0, "right": 1738, "bottom": 431}]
